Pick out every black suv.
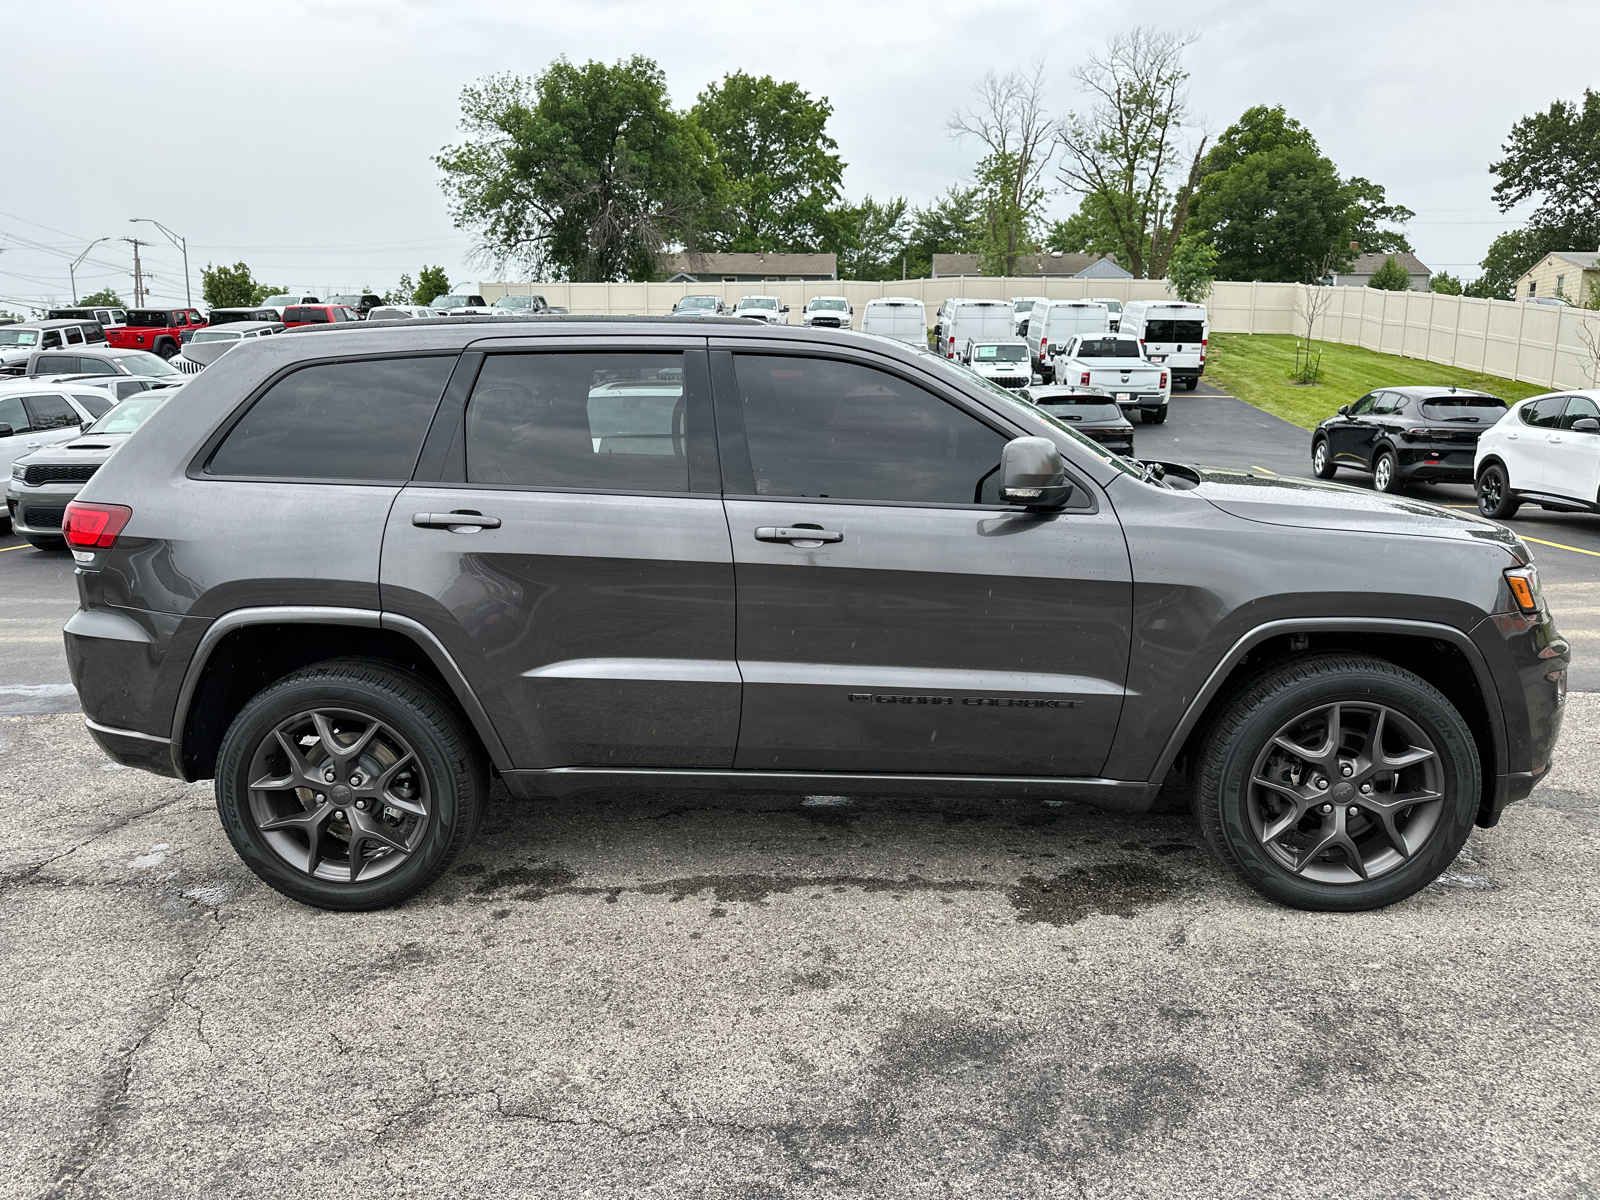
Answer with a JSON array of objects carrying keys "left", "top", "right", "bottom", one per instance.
[
  {"left": 62, "top": 319, "right": 1566, "bottom": 912},
  {"left": 1311, "top": 387, "right": 1509, "bottom": 491}
]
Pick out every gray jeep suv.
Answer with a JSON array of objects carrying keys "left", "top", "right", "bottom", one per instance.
[{"left": 62, "top": 317, "right": 1567, "bottom": 913}]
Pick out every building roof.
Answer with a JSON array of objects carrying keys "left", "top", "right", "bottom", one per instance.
[
  {"left": 1546, "top": 250, "right": 1600, "bottom": 270},
  {"left": 1343, "top": 252, "right": 1431, "bottom": 276},
  {"left": 660, "top": 251, "right": 837, "bottom": 278},
  {"left": 932, "top": 252, "right": 1131, "bottom": 279}
]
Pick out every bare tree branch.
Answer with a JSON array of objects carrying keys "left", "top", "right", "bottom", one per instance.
[{"left": 948, "top": 63, "right": 1054, "bottom": 272}]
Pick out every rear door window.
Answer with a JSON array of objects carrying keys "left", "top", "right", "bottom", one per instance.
[
  {"left": 23, "top": 394, "right": 81, "bottom": 431},
  {"left": 32, "top": 354, "right": 80, "bottom": 375},
  {"left": 71, "top": 392, "right": 114, "bottom": 418},
  {"left": 1143, "top": 320, "right": 1206, "bottom": 342},
  {"left": 208, "top": 356, "right": 455, "bottom": 481},
  {"left": 465, "top": 352, "right": 691, "bottom": 492},
  {"left": 729, "top": 354, "right": 1008, "bottom": 505},
  {"left": 1523, "top": 396, "right": 1568, "bottom": 428},
  {"left": 0, "top": 396, "right": 32, "bottom": 434},
  {"left": 65, "top": 326, "right": 84, "bottom": 345}
]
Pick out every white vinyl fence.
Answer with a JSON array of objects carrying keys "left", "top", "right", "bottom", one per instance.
[{"left": 477, "top": 277, "right": 1600, "bottom": 392}]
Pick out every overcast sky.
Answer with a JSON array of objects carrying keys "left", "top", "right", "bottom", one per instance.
[{"left": 3, "top": 0, "right": 1595, "bottom": 310}]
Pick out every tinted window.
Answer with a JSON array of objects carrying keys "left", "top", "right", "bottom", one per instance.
[
  {"left": 209, "top": 356, "right": 454, "bottom": 481},
  {"left": 466, "top": 353, "right": 689, "bottom": 492},
  {"left": 41, "top": 331, "right": 62, "bottom": 349},
  {"left": 65, "top": 326, "right": 84, "bottom": 345},
  {"left": 1075, "top": 338, "right": 1141, "bottom": 358},
  {"left": 83, "top": 323, "right": 106, "bottom": 343},
  {"left": 733, "top": 354, "right": 1007, "bottom": 505},
  {"left": 114, "top": 380, "right": 152, "bottom": 399},
  {"left": 125, "top": 311, "right": 175, "bottom": 328},
  {"left": 71, "top": 392, "right": 114, "bottom": 418},
  {"left": 32, "top": 354, "right": 80, "bottom": 374},
  {"left": 1560, "top": 396, "right": 1600, "bottom": 429},
  {"left": 0, "top": 396, "right": 31, "bottom": 433},
  {"left": 23, "top": 394, "right": 81, "bottom": 431},
  {"left": 76, "top": 357, "right": 118, "bottom": 375},
  {"left": 1347, "top": 394, "right": 1376, "bottom": 416},
  {"left": 1421, "top": 395, "right": 1506, "bottom": 421},
  {"left": 1142, "top": 320, "right": 1206, "bottom": 342},
  {"left": 1523, "top": 397, "right": 1568, "bottom": 428},
  {"left": 1369, "top": 392, "right": 1400, "bottom": 415}
]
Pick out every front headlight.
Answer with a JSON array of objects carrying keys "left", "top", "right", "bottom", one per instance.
[{"left": 11, "top": 464, "right": 24, "bottom": 480}]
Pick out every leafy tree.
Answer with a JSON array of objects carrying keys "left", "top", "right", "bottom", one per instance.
[
  {"left": 1166, "top": 233, "right": 1218, "bottom": 303},
  {"left": 1345, "top": 176, "right": 1415, "bottom": 255},
  {"left": 0, "top": 310, "right": 24, "bottom": 323},
  {"left": 436, "top": 59, "right": 723, "bottom": 281},
  {"left": 1430, "top": 272, "right": 1463, "bottom": 295},
  {"left": 384, "top": 273, "right": 417, "bottom": 306},
  {"left": 1055, "top": 28, "right": 1208, "bottom": 278},
  {"left": 1491, "top": 89, "right": 1600, "bottom": 251},
  {"left": 948, "top": 66, "right": 1053, "bottom": 275},
  {"left": 1045, "top": 193, "right": 1124, "bottom": 258},
  {"left": 1465, "top": 228, "right": 1554, "bottom": 299},
  {"left": 201, "top": 261, "right": 262, "bottom": 310},
  {"left": 1367, "top": 255, "right": 1411, "bottom": 290},
  {"left": 690, "top": 72, "right": 843, "bottom": 252},
  {"left": 77, "top": 287, "right": 125, "bottom": 308},
  {"left": 251, "top": 283, "right": 283, "bottom": 305},
  {"left": 901, "top": 185, "right": 985, "bottom": 278},
  {"left": 414, "top": 266, "right": 450, "bottom": 307},
  {"left": 832, "top": 196, "right": 912, "bottom": 281}
]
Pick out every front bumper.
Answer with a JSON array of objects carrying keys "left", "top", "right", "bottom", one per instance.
[
  {"left": 7, "top": 482, "right": 84, "bottom": 536},
  {"left": 1470, "top": 602, "right": 1568, "bottom": 826}
]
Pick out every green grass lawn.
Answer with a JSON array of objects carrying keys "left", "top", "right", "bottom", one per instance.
[{"left": 1205, "top": 334, "right": 1546, "bottom": 430}]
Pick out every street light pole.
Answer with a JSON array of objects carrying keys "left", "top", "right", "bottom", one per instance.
[
  {"left": 69, "top": 237, "right": 110, "bottom": 303},
  {"left": 129, "top": 218, "right": 190, "bottom": 307}
]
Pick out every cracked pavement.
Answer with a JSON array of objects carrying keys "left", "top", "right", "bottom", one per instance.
[{"left": 2, "top": 697, "right": 1599, "bottom": 1199}]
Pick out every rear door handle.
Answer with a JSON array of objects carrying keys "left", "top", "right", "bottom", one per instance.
[
  {"left": 413, "top": 510, "right": 501, "bottom": 531},
  {"left": 755, "top": 526, "right": 843, "bottom": 544}
]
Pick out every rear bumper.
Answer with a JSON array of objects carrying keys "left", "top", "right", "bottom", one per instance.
[
  {"left": 1398, "top": 448, "right": 1477, "bottom": 481},
  {"left": 1116, "top": 394, "right": 1168, "bottom": 413},
  {"left": 84, "top": 719, "right": 182, "bottom": 778}
]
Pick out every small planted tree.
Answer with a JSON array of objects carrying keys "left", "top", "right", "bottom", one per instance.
[
  {"left": 78, "top": 287, "right": 125, "bottom": 308},
  {"left": 202, "top": 262, "right": 262, "bottom": 309},
  {"left": 1367, "top": 254, "right": 1411, "bottom": 291},
  {"left": 1430, "top": 272, "right": 1463, "bottom": 295},
  {"left": 1166, "top": 233, "right": 1217, "bottom": 304},
  {"left": 384, "top": 274, "right": 417, "bottom": 306},
  {"left": 414, "top": 266, "right": 450, "bottom": 306}
]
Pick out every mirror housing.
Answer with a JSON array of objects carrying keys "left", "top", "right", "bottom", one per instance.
[
  {"left": 1574, "top": 418, "right": 1600, "bottom": 433},
  {"left": 1337, "top": 405, "right": 1349, "bottom": 415},
  {"left": 180, "top": 329, "right": 193, "bottom": 344},
  {"left": 0, "top": 423, "right": 12, "bottom": 437},
  {"left": 780, "top": 305, "right": 790, "bottom": 314},
  {"left": 999, "top": 437, "right": 1072, "bottom": 508}
]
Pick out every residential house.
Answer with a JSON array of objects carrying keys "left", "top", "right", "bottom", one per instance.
[
  {"left": 659, "top": 252, "right": 836, "bottom": 282},
  {"left": 1329, "top": 252, "right": 1433, "bottom": 292},
  {"left": 1513, "top": 251, "right": 1599, "bottom": 305},
  {"left": 930, "top": 252, "right": 1133, "bottom": 280}
]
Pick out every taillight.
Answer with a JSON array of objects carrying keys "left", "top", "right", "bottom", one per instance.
[
  {"left": 63, "top": 501, "right": 132, "bottom": 549},
  {"left": 1201, "top": 338, "right": 1208, "bottom": 346},
  {"left": 948, "top": 335, "right": 955, "bottom": 359},
  {"left": 1040, "top": 339, "right": 1048, "bottom": 357},
  {"left": 1160, "top": 372, "right": 1168, "bottom": 388},
  {"left": 1080, "top": 371, "right": 1090, "bottom": 386}
]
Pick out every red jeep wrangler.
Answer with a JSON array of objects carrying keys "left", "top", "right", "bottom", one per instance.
[{"left": 107, "top": 308, "right": 207, "bottom": 360}]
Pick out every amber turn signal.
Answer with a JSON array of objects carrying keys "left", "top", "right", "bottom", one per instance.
[{"left": 1504, "top": 566, "right": 1540, "bottom": 613}]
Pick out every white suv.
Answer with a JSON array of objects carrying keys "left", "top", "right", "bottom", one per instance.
[{"left": 1475, "top": 389, "right": 1600, "bottom": 518}]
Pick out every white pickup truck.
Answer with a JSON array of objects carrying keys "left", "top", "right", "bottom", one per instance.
[{"left": 1050, "top": 334, "right": 1171, "bottom": 424}]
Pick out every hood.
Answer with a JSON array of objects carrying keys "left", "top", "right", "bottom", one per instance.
[
  {"left": 15, "top": 432, "right": 129, "bottom": 467},
  {"left": 181, "top": 339, "right": 238, "bottom": 367},
  {"left": 1182, "top": 466, "right": 1525, "bottom": 556},
  {"left": 972, "top": 360, "right": 1029, "bottom": 373}
]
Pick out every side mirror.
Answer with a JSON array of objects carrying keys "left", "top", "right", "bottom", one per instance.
[
  {"left": 999, "top": 437, "right": 1073, "bottom": 508},
  {"left": 1337, "top": 405, "right": 1349, "bottom": 415},
  {"left": 781, "top": 305, "right": 790, "bottom": 314},
  {"left": 0, "top": 423, "right": 11, "bottom": 437},
  {"left": 180, "top": 330, "right": 193, "bottom": 344},
  {"left": 1574, "top": 418, "right": 1600, "bottom": 433}
]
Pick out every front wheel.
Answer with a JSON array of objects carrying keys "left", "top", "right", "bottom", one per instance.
[
  {"left": 1373, "top": 448, "right": 1402, "bottom": 493},
  {"left": 1477, "top": 463, "right": 1521, "bottom": 518},
  {"left": 1194, "top": 654, "right": 1479, "bottom": 911},
  {"left": 1311, "top": 438, "right": 1337, "bottom": 478},
  {"left": 215, "top": 659, "right": 487, "bottom": 910}
]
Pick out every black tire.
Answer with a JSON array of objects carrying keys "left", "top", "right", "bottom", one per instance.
[
  {"left": 1193, "top": 653, "right": 1479, "bottom": 912},
  {"left": 1372, "top": 447, "right": 1402, "bottom": 493},
  {"left": 1140, "top": 408, "right": 1166, "bottom": 424},
  {"left": 154, "top": 338, "right": 178, "bottom": 360},
  {"left": 1183, "top": 376, "right": 1199, "bottom": 391},
  {"left": 215, "top": 658, "right": 487, "bottom": 911},
  {"left": 1311, "top": 437, "right": 1338, "bottom": 479},
  {"left": 1477, "top": 462, "right": 1521, "bottom": 518},
  {"left": 26, "top": 536, "right": 66, "bottom": 551}
]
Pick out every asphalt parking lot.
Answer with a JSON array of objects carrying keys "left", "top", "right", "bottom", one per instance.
[{"left": 3, "top": 383, "right": 1599, "bottom": 1197}]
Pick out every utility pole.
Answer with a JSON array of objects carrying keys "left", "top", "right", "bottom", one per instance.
[
  {"left": 122, "top": 237, "right": 151, "bottom": 306},
  {"left": 69, "top": 237, "right": 110, "bottom": 303},
  {"left": 129, "top": 218, "right": 190, "bottom": 307}
]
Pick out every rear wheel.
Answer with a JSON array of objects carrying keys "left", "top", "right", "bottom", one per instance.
[
  {"left": 1477, "top": 463, "right": 1521, "bottom": 518},
  {"left": 1141, "top": 408, "right": 1167, "bottom": 424},
  {"left": 154, "top": 338, "right": 178, "bottom": 360},
  {"left": 1183, "top": 376, "right": 1199, "bottom": 391},
  {"left": 1311, "top": 437, "right": 1338, "bottom": 479},
  {"left": 1194, "top": 654, "right": 1479, "bottom": 911},
  {"left": 215, "top": 658, "right": 487, "bottom": 910},
  {"left": 1373, "top": 448, "right": 1402, "bottom": 493}
]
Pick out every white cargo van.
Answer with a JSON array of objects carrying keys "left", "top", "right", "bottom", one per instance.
[
  {"left": 1010, "top": 295, "right": 1050, "bottom": 336},
  {"left": 932, "top": 298, "right": 1013, "bottom": 360},
  {"left": 1026, "top": 301, "right": 1109, "bottom": 382},
  {"left": 1086, "top": 297, "right": 1125, "bottom": 332},
  {"left": 860, "top": 298, "right": 927, "bottom": 349},
  {"left": 1118, "top": 301, "right": 1208, "bottom": 390}
]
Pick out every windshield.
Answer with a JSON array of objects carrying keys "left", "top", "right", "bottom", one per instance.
[
  {"left": 1098, "top": 300, "right": 1123, "bottom": 314},
  {"left": 431, "top": 295, "right": 471, "bottom": 310},
  {"left": 973, "top": 344, "right": 1028, "bottom": 362},
  {"left": 740, "top": 298, "right": 778, "bottom": 310},
  {"left": 191, "top": 330, "right": 241, "bottom": 344},
  {"left": 0, "top": 329, "right": 40, "bottom": 347},
  {"left": 86, "top": 393, "right": 167, "bottom": 435},
  {"left": 1075, "top": 338, "right": 1142, "bottom": 359},
  {"left": 676, "top": 296, "right": 720, "bottom": 310},
  {"left": 1033, "top": 396, "right": 1122, "bottom": 421},
  {"left": 809, "top": 299, "right": 847, "bottom": 312},
  {"left": 119, "top": 350, "right": 180, "bottom": 377},
  {"left": 125, "top": 311, "right": 176, "bottom": 328},
  {"left": 495, "top": 296, "right": 535, "bottom": 309},
  {"left": 1013, "top": 300, "right": 1037, "bottom": 314}
]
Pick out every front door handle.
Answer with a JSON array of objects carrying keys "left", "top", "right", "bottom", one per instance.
[
  {"left": 1549, "top": 436, "right": 1564, "bottom": 444},
  {"left": 755, "top": 525, "right": 843, "bottom": 544},
  {"left": 413, "top": 510, "right": 501, "bottom": 532}
]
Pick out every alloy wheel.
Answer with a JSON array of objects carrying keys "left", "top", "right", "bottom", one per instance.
[
  {"left": 1247, "top": 701, "right": 1444, "bottom": 884},
  {"left": 1313, "top": 442, "right": 1327, "bottom": 472},
  {"left": 1374, "top": 455, "right": 1393, "bottom": 491},
  {"left": 1481, "top": 471, "right": 1502, "bottom": 509},
  {"left": 245, "top": 708, "right": 431, "bottom": 884}
]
